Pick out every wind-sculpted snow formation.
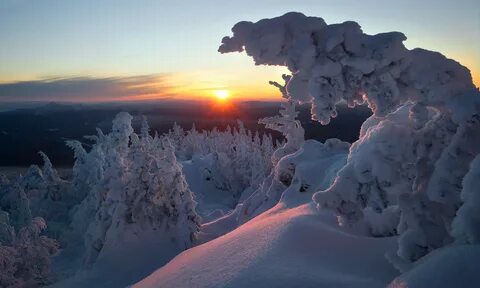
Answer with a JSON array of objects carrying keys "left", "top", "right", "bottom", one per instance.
[{"left": 220, "top": 12, "right": 480, "bottom": 266}]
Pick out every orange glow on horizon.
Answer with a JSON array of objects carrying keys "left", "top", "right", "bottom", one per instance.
[
  {"left": 124, "top": 61, "right": 479, "bottom": 102},
  {"left": 15, "top": 61, "right": 476, "bottom": 103}
]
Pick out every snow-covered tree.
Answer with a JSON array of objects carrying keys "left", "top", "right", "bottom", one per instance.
[
  {"left": 0, "top": 213, "right": 58, "bottom": 287},
  {"left": 219, "top": 12, "right": 480, "bottom": 265},
  {"left": 65, "top": 139, "right": 90, "bottom": 203},
  {"left": 165, "top": 120, "right": 276, "bottom": 206},
  {"left": 12, "top": 153, "right": 73, "bottom": 243},
  {"left": 201, "top": 68, "right": 309, "bottom": 232},
  {"left": 1, "top": 181, "right": 32, "bottom": 230},
  {"left": 451, "top": 154, "right": 480, "bottom": 244},
  {"left": 80, "top": 113, "right": 134, "bottom": 265},
  {"left": 259, "top": 75, "right": 304, "bottom": 164},
  {"left": 0, "top": 161, "right": 61, "bottom": 286},
  {"left": 71, "top": 113, "right": 201, "bottom": 266},
  {"left": 0, "top": 210, "right": 15, "bottom": 246},
  {"left": 14, "top": 217, "right": 59, "bottom": 285}
]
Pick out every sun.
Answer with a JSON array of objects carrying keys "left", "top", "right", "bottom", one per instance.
[{"left": 214, "top": 89, "right": 229, "bottom": 101}]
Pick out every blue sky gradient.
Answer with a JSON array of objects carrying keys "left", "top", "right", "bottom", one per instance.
[{"left": 0, "top": 0, "right": 478, "bottom": 101}]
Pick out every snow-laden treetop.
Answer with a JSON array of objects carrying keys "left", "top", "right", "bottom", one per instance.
[
  {"left": 219, "top": 12, "right": 479, "bottom": 124},
  {"left": 219, "top": 12, "right": 480, "bottom": 266}
]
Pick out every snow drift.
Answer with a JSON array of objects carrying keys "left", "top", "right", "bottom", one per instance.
[{"left": 135, "top": 203, "right": 399, "bottom": 288}]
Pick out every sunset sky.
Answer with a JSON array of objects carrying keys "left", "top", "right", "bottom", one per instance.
[{"left": 0, "top": 0, "right": 479, "bottom": 102}]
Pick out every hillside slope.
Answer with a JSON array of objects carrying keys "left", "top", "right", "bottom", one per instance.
[{"left": 134, "top": 202, "right": 399, "bottom": 288}]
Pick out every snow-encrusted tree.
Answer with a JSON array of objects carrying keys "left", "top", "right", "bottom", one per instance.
[
  {"left": 0, "top": 182, "right": 32, "bottom": 230},
  {"left": 65, "top": 139, "right": 90, "bottom": 203},
  {"left": 451, "top": 154, "right": 480, "bottom": 244},
  {"left": 219, "top": 12, "right": 480, "bottom": 265},
  {"left": 12, "top": 153, "right": 72, "bottom": 243},
  {"left": 165, "top": 120, "right": 276, "bottom": 206},
  {"left": 0, "top": 163, "right": 61, "bottom": 286},
  {"left": 0, "top": 212, "right": 58, "bottom": 287},
  {"left": 199, "top": 72, "right": 339, "bottom": 239},
  {"left": 259, "top": 75, "right": 304, "bottom": 164},
  {"left": 70, "top": 112, "right": 201, "bottom": 266}
]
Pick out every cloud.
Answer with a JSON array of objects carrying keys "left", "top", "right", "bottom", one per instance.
[{"left": 0, "top": 75, "right": 176, "bottom": 102}]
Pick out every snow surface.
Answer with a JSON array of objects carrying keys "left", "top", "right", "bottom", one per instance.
[
  {"left": 135, "top": 203, "right": 399, "bottom": 288},
  {"left": 388, "top": 245, "right": 480, "bottom": 288},
  {"left": 51, "top": 229, "right": 182, "bottom": 288},
  {"left": 181, "top": 155, "right": 236, "bottom": 218}
]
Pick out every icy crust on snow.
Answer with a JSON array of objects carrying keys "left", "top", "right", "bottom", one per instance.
[
  {"left": 220, "top": 12, "right": 480, "bottom": 265},
  {"left": 135, "top": 203, "right": 398, "bottom": 288}
]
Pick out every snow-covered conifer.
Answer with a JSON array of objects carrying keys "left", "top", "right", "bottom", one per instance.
[
  {"left": 220, "top": 12, "right": 480, "bottom": 264},
  {"left": 259, "top": 75, "right": 305, "bottom": 164},
  {"left": 451, "top": 155, "right": 480, "bottom": 244},
  {"left": 74, "top": 113, "right": 202, "bottom": 266}
]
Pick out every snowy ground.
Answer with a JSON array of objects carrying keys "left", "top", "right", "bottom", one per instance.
[
  {"left": 181, "top": 157, "right": 234, "bottom": 219},
  {"left": 135, "top": 195, "right": 480, "bottom": 288},
  {"left": 389, "top": 245, "right": 480, "bottom": 288},
  {"left": 134, "top": 202, "right": 399, "bottom": 288},
  {"left": 51, "top": 229, "right": 183, "bottom": 288}
]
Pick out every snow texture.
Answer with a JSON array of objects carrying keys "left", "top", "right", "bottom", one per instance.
[{"left": 135, "top": 203, "right": 398, "bottom": 288}]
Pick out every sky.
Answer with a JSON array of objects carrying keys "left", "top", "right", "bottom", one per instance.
[{"left": 0, "top": 0, "right": 479, "bottom": 102}]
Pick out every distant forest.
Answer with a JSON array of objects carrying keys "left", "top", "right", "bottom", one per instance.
[{"left": 0, "top": 101, "right": 370, "bottom": 166}]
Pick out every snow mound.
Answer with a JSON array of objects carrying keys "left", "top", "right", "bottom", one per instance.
[
  {"left": 388, "top": 245, "right": 480, "bottom": 288},
  {"left": 134, "top": 203, "right": 399, "bottom": 288}
]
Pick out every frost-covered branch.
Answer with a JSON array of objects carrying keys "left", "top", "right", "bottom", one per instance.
[{"left": 259, "top": 76, "right": 304, "bottom": 164}]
